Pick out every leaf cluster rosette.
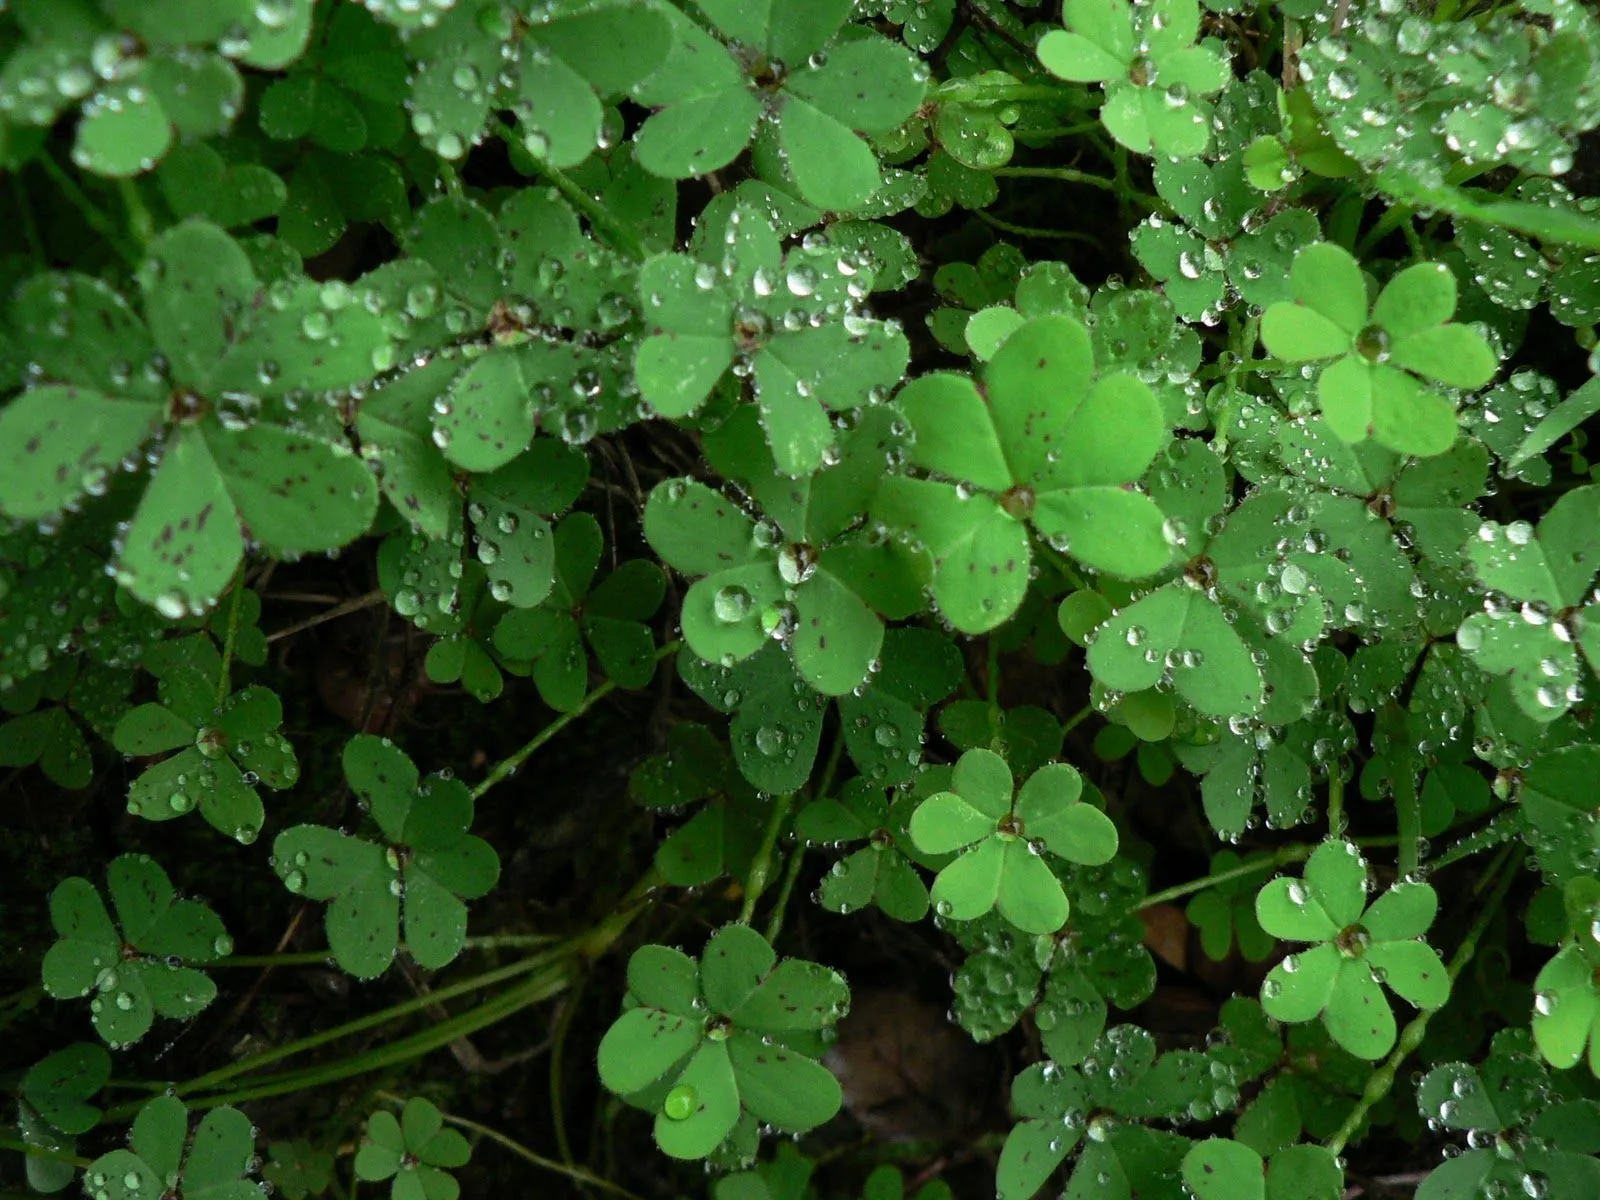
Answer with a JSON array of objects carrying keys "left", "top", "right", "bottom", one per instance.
[
  {"left": 1260, "top": 242, "right": 1498, "bottom": 456},
  {"left": 80, "top": 1095, "right": 259, "bottom": 1200},
  {"left": 354, "top": 1097, "right": 471, "bottom": 1200},
  {"left": 876, "top": 314, "right": 1172, "bottom": 634},
  {"left": 270, "top": 735, "right": 500, "bottom": 979},
  {"left": 597, "top": 924, "right": 850, "bottom": 1160},
  {"left": 41, "top": 855, "right": 230, "bottom": 1049},
  {"left": 909, "top": 747, "right": 1119, "bottom": 935},
  {"left": 1255, "top": 839, "right": 1449, "bottom": 1059}
]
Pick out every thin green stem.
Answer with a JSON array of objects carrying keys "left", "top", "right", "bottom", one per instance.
[
  {"left": 932, "top": 80, "right": 1084, "bottom": 105},
  {"left": 35, "top": 155, "right": 139, "bottom": 266},
  {"left": 179, "top": 966, "right": 573, "bottom": 1113},
  {"left": 1429, "top": 808, "right": 1520, "bottom": 873},
  {"left": 1035, "top": 540, "right": 1089, "bottom": 591},
  {"left": 490, "top": 117, "right": 646, "bottom": 259},
  {"left": 763, "top": 840, "right": 809, "bottom": 944},
  {"left": 212, "top": 934, "right": 559, "bottom": 968},
  {"left": 9, "top": 174, "right": 45, "bottom": 265},
  {"left": 986, "top": 635, "right": 1002, "bottom": 707},
  {"left": 974, "top": 209, "right": 1100, "bottom": 243},
  {"left": 0, "top": 1137, "right": 90, "bottom": 1167},
  {"left": 472, "top": 641, "right": 678, "bottom": 801},
  {"left": 1139, "top": 846, "right": 1307, "bottom": 910},
  {"left": 1395, "top": 762, "right": 1422, "bottom": 878},
  {"left": 118, "top": 179, "right": 154, "bottom": 247},
  {"left": 1138, "top": 836, "right": 1403, "bottom": 910},
  {"left": 740, "top": 793, "right": 795, "bottom": 926},
  {"left": 547, "top": 974, "right": 584, "bottom": 1181},
  {"left": 989, "top": 166, "right": 1120, "bottom": 193},
  {"left": 171, "top": 951, "right": 566, "bottom": 1099},
  {"left": 216, "top": 575, "right": 245, "bottom": 705},
  {"left": 1060, "top": 703, "right": 1095, "bottom": 738},
  {"left": 374, "top": 1091, "right": 645, "bottom": 1200},
  {"left": 1325, "top": 844, "right": 1519, "bottom": 1158},
  {"left": 1327, "top": 763, "right": 1345, "bottom": 839}
]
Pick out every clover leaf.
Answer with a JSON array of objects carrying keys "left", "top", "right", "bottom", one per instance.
[
  {"left": 354, "top": 1098, "right": 470, "bottom": 1200},
  {"left": 1182, "top": 1138, "right": 1344, "bottom": 1200},
  {"left": 875, "top": 314, "right": 1172, "bottom": 633},
  {"left": 1457, "top": 485, "right": 1600, "bottom": 723},
  {"left": 676, "top": 643, "right": 830, "bottom": 794},
  {"left": 0, "top": 2, "right": 303, "bottom": 178},
  {"left": 401, "top": 0, "right": 669, "bottom": 166},
  {"left": 631, "top": 2, "right": 926, "bottom": 210},
  {"left": 18, "top": 1044, "right": 111, "bottom": 1138},
  {"left": 1255, "top": 839, "right": 1448, "bottom": 1059},
  {"left": 112, "top": 634, "right": 297, "bottom": 844},
  {"left": 648, "top": 407, "right": 924, "bottom": 694},
  {"left": 997, "top": 1025, "right": 1220, "bottom": 1200},
  {"left": 597, "top": 925, "right": 850, "bottom": 1160},
  {"left": 494, "top": 511, "right": 665, "bottom": 710},
  {"left": 631, "top": 722, "right": 770, "bottom": 889},
  {"left": 263, "top": 1140, "right": 335, "bottom": 1200},
  {"left": 634, "top": 204, "right": 908, "bottom": 476},
  {"left": 795, "top": 779, "right": 931, "bottom": 921},
  {"left": 1186, "top": 852, "right": 1276, "bottom": 963},
  {"left": 1416, "top": 1030, "right": 1600, "bottom": 1200},
  {"left": 1038, "top": 0, "right": 1229, "bottom": 158},
  {"left": 271, "top": 735, "right": 500, "bottom": 979},
  {"left": 81, "top": 1095, "right": 258, "bottom": 1200},
  {"left": 41, "top": 854, "right": 230, "bottom": 1049},
  {"left": 909, "top": 748, "right": 1118, "bottom": 934},
  {"left": 1531, "top": 934, "right": 1600, "bottom": 1075},
  {"left": 0, "top": 222, "right": 385, "bottom": 616},
  {"left": 1260, "top": 243, "right": 1498, "bottom": 455},
  {"left": 836, "top": 626, "right": 962, "bottom": 786}
]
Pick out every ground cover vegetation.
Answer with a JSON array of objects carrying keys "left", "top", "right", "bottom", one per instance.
[{"left": 3, "top": 0, "right": 1600, "bottom": 1197}]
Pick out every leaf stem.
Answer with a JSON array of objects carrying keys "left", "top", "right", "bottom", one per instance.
[
  {"left": 35, "top": 154, "right": 140, "bottom": 266},
  {"left": 1137, "top": 835, "right": 1403, "bottom": 910},
  {"left": 1324, "top": 843, "right": 1518, "bottom": 1158},
  {"left": 1395, "top": 762, "right": 1422, "bottom": 878},
  {"left": 216, "top": 574, "right": 245, "bottom": 705},
  {"left": 1428, "top": 808, "right": 1520, "bottom": 873},
  {"left": 0, "top": 1136, "right": 90, "bottom": 1167},
  {"left": 1061, "top": 703, "right": 1095, "bottom": 738},
  {"left": 489, "top": 117, "right": 647, "bottom": 260},
  {"left": 989, "top": 166, "right": 1121, "bottom": 193},
  {"left": 118, "top": 179, "right": 154, "bottom": 247},
  {"left": 974, "top": 209, "right": 1101, "bottom": 243},
  {"left": 373, "top": 1090, "right": 645, "bottom": 1200},
  {"left": 1327, "top": 761, "right": 1344, "bottom": 838},
  {"left": 471, "top": 641, "right": 679, "bottom": 801},
  {"left": 932, "top": 80, "right": 1084, "bottom": 105},
  {"left": 740, "top": 793, "right": 794, "bottom": 926}
]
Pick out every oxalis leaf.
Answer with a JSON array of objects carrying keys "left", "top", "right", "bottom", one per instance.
[
  {"left": 876, "top": 314, "right": 1173, "bottom": 633},
  {"left": 597, "top": 925, "right": 849, "bottom": 1160},
  {"left": 909, "top": 748, "right": 1118, "bottom": 935},
  {"left": 270, "top": 735, "right": 500, "bottom": 979},
  {"left": 81, "top": 1095, "right": 258, "bottom": 1200},
  {"left": 40, "top": 855, "right": 230, "bottom": 1049}
]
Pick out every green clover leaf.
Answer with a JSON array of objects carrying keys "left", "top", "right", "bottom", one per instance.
[
  {"left": 597, "top": 925, "right": 850, "bottom": 1160},
  {"left": 1182, "top": 1138, "right": 1344, "bottom": 1200},
  {"left": 876, "top": 314, "right": 1171, "bottom": 633},
  {"left": 677, "top": 643, "right": 829, "bottom": 794},
  {"left": 631, "top": 723, "right": 771, "bottom": 889},
  {"left": 80, "top": 1095, "right": 258, "bottom": 1200},
  {"left": 18, "top": 1044, "right": 112, "bottom": 1138},
  {"left": 1416, "top": 1030, "right": 1600, "bottom": 1199},
  {"left": 1457, "top": 484, "right": 1600, "bottom": 723},
  {"left": 631, "top": 3, "right": 926, "bottom": 209},
  {"left": 646, "top": 407, "right": 924, "bottom": 694},
  {"left": 1186, "top": 852, "right": 1277, "bottom": 963},
  {"left": 113, "top": 635, "right": 297, "bottom": 844},
  {"left": 41, "top": 854, "right": 229, "bottom": 1049},
  {"left": 997, "top": 1025, "right": 1220, "bottom": 1200},
  {"left": 795, "top": 779, "right": 931, "bottom": 921},
  {"left": 0, "top": 222, "right": 386, "bottom": 615},
  {"left": 1038, "top": 0, "right": 1229, "bottom": 158},
  {"left": 1260, "top": 242, "right": 1498, "bottom": 455},
  {"left": 1256, "top": 840, "right": 1448, "bottom": 1059},
  {"left": 494, "top": 511, "right": 665, "bottom": 709},
  {"left": 1532, "top": 939, "right": 1600, "bottom": 1075},
  {"left": 400, "top": 0, "right": 669, "bottom": 166},
  {"left": 263, "top": 1140, "right": 335, "bottom": 1200},
  {"left": 909, "top": 748, "right": 1118, "bottom": 934},
  {"left": 634, "top": 204, "right": 908, "bottom": 476},
  {"left": 271, "top": 735, "right": 501, "bottom": 979},
  {"left": 354, "top": 1098, "right": 471, "bottom": 1200}
]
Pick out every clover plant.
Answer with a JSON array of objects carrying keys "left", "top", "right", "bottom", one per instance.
[{"left": 8, "top": 0, "right": 1600, "bottom": 1197}]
